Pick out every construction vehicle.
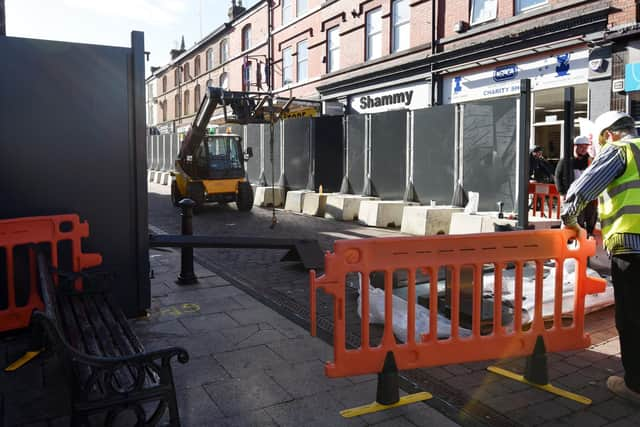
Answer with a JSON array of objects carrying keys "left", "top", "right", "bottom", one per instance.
[{"left": 170, "top": 87, "right": 269, "bottom": 212}]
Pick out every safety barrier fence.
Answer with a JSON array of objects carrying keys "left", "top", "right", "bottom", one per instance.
[
  {"left": 0, "top": 215, "right": 101, "bottom": 333},
  {"left": 529, "top": 182, "right": 561, "bottom": 219},
  {"left": 310, "top": 229, "right": 605, "bottom": 415},
  {"left": 147, "top": 134, "right": 180, "bottom": 172}
]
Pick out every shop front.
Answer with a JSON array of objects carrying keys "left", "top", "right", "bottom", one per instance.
[{"left": 443, "top": 48, "right": 590, "bottom": 166}]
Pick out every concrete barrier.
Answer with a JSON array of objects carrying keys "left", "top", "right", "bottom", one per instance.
[
  {"left": 302, "top": 193, "right": 329, "bottom": 217},
  {"left": 358, "top": 200, "right": 418, "bottom": 228},
  {"left": 254, "top": 186, "right": 285, "bottom": 207},
  {"left": 400, "top": 206, "right": 464, "bottom": 236},
  {"left": 449, "top": 212, "right": 562, "bottom": 234},
  {"left": 324, "top": 195, "right": 379, "bottom": 221},
  {"left": 284, "top": 190, "right": 314, "bottom": 213}
]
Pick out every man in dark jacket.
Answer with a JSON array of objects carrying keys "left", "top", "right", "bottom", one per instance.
[
  {"left": 529, "top": 146, "right": 554, "bottom": 183},
  {"left": 554, "top": 135, "right": 597, "bottom": 236}
]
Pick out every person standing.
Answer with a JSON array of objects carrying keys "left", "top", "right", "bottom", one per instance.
[
  {"left": 561, "top": 111, "right": 640, "bottom": 404},
  {"left": 529, "top": 146, "right": 555, "bottom": 183},
  {"left": 554, "top": 135, "right": 597, "bottom": 236}
]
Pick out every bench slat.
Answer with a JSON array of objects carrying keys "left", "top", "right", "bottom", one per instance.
[{"left": 57, "top": 293, "right": 93, "bottom": 389}]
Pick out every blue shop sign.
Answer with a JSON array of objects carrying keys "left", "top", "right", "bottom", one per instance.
[{"left": 493, "top": 64, "right": 518, "bottom": 82}]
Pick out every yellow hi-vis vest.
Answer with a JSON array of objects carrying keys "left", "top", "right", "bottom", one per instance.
[{"left": 598, "top": 138, "right": 640, "bottom": 248}]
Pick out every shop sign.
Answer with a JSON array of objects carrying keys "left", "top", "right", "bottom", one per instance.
[
  {"left": 625, "top": 63, "right": 640, "bottom": 93},
  {"left": 157, "top": 123, "right": 174, "bottom": 134},
  {"left": 280, "top": 107, "right": 319, "bottom": 119},
  {"left": 350, "top": 82, "right": 431, "bottom": 114},
  {"left": 443, "top": 50, "right": 589, "bottom": 104}
]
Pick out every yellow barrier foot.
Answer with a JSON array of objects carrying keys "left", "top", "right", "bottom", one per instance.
[
  {"left": 4, "top": 349, "right": 43, "bottom": 372},
  {"left": 340, "top": 392, "right": 433, "bottom": 418},
  {"left": 487, "top": 366, "right": 592, "bottom": 405}
]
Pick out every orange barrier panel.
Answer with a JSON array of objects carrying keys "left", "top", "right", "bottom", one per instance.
[
  {"left": 0, "top": 215, "right": 101, "bottom": 333},
  {"left": 310, "top": 229, "right": 605, "bottom": 378},
  {"left": 529, "top": 182, "right": 561, "bottom": 219}
]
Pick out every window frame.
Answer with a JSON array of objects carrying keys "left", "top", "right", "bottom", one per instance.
[
  {"left": 296, "top": 40, "right": 308, "bottom": 82},
  {"left": 282, "top": 0, "right": 292, "bottom": 25},
  {"left": 174, "top": 68, "right": 181, "bottom": 87},
  {"left": 470, "top": 0, "right": 498, "bottom": 25},
  {"left": 162, "top": 100, "right": 167, "bottom": 122},
  {"left": 327, "top": 26, "right": 340, "bottom": 73},
  {"left": 282, "top": 47, "right": 293, "bottom": 86},
  {"left": 162, "top": 76, "right": 167, "bottom": 93},
  {"left": 206, "top": 48, "right": 214, "bottom": 71},
  {"left": 242, "top": 25, "right": 252, "bottom": 51},
  {"left": 174, "top": 94, "right": 181, "bottom": 118},
  {"left": 183, "top": 63, "right": 190, "bottom": 81},
  {"left": 391, "top": 0, "right": 410, "bottom": 53},
  {"left": 296, "top": 0, "right": 308, "bottom": 17},
  {"left": 515, "top": 0, "right": 547, "bottom": 14},
  {"left": 220, "top": 39, "right": 229, "bottom": 63},
  {"left": 194, "top": 56, "right": 201, "bottom": 76},
  {"left": 366, "top": 7, "right": 383, "bottom": 61},
  {"left": 184, "top": 90, "right": 190, "bottom": 115},
  {"left": 194, "top": 85, "right": 201, "bottom": 112}
]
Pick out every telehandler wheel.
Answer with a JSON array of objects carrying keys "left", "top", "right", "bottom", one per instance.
[
  {"left": 170, "top": 180, "right": 182, "bottom": 207},
  {"left": 236, "top": 182, "right": 254, "bottom": 212}
]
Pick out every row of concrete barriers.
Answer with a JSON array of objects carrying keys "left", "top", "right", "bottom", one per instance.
[{"left": 252, "top": 186, "right": 562, "bottom": 235}]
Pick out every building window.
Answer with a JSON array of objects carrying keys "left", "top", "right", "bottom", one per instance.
[
  {"left": 184, "top": 90, "right": 190, "bottom": 115},
  {"left": 220, "top": 39, "right": 229, "bottom": 63},
  {"left": 297, "top": 0, "right": 308, "bottom": 17},
  {"left": 327, "top": 27, "right": 340, "bottom": 73},
  {"left": 206, "top": 79, "right": 213, "bottom": 88},
  {"left": 194, "top": 85, "right": 201, "bottom": 111},
  {"left": 174, "top": 94, "right": 181, "bottom": 118},
  {"left": 220, "top": 73, "right": 229, "bottom": 89},
  {"left": 175, "top": 68, "right": 181, "bottom": 87},
  {"left": 366, "top": 8, "right": 382, "bottom": 61},
  {"left": 392, "top": 0, "right": 410, "bottom": 53},
  {"left": 242, "top": 25, "right": 251, "bottom": 51},
  {"left": 183, "top": 63, "right": 190, "bottom": 80},
  {"left": 516, "top": 0, "right": 547, "bottom": 13},
  {"left": 206, "top": 48, "right": 213, "bottom": 70},
  {"left": 194, "top": 56, "right": 201, "bottom": 76},
  {"left": 282, "top": 47, "right": 293, "bottom": 85},
  {"left": 162, "top": 76, "right": 167, "bottom": 93},
  {"left": 471, "top": 0, "right": 497, "bottom": 24},
  {"left": 162, "top": 100, "right": 167, "bottom": 122},
  {"left": 297, "top": 40, "right": 308, "bottom": 82},
  {"left": 282, "top": 0, "right": 292, "bottom": 25},
  {"left": 243, "top": 63, "right": 252, "bottom": 90}
]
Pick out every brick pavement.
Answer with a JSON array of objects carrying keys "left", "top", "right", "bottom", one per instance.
[{"left": 147, "top": 181, "right": 639, "bottom": 426}]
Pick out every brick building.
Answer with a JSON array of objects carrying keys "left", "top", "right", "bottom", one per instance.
[{"left": 148, "top": 0, "right": 640, "bottom": 156}]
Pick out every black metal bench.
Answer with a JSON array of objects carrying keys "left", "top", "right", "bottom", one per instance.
[{"left": 31, "top": 250, "right": 189, "bottom": 427}]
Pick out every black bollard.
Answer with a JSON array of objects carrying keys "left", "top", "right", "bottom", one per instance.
[
  {"left": 177, "top": 198, "right": 198, "bottom": 285},
  {"left": 376, "top": 351, "right": 400, "bottom": 405}
]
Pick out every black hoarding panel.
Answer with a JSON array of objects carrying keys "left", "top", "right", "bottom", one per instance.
[
  {"left": 462, "top": 99, "right": 517, "bottom": 211},
  {"left": 245, "top": 124, "right": 262, "bottom": 183},
  {"left": 370, "top": 110, "right": 406, "bottom": 200},
  {"left": 413, "top": 105, "right": 456, "bottom": 204},
  {"left": 262, "top": 123, "right": 281, "bottom": 185},
  {"left": 0, "top": 35, "right": 149, "bottom": 317},
  {"left": 313, "top": 116, "right": 343, "bottom": 193},
  {"left": 346, "top": 115, "right": 365, "bottom": 194},
  {"left": 283, "top": 118, "right": 311, "bottom": 190}
]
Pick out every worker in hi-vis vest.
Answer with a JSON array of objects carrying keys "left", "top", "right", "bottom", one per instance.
[{"left": 561, "top": 110, "right": 640, "bottom": 405}]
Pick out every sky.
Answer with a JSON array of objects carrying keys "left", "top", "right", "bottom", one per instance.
[{"left": 5, "top": 0, "right": 256, "bottom": 75}]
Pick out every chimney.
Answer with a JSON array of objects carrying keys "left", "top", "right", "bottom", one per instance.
[
  {"left": 228, "top": 0, "right": 246, "bottom": 20},
  {"left": 150, "top": 66, "right": 161, "bottom": 74},
  {"left": 169, "top": 35, "right": 187, "bottom": 60}
]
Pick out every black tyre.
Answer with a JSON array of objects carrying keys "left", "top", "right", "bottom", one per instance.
[
  {"left": 236, "top": 182, "right": 254, "bottom": 212},
  {"left": 170, "top": 180, "right": 181, "bottom": 207}
]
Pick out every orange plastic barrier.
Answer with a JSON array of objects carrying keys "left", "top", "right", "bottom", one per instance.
[
  {"left": 0, "top": 215, "right": 101, "bottom": 333},
  {"left": 529, "top": 182, "right": 561, "bottom": 219},
  {"left": 310, "top": 229, "right": 605, "bottom": 378}
]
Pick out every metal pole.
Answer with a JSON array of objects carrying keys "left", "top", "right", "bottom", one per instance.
[
  {"left": 518, "top": 79, "right": 531, "bottom": 230},
  {"left": 0, "top": 0, "right": 5, "bottom": 36},
  {"left": 563, "top": 87, "right": 575, "bottom": 188},
  {"left": 177, "top": 198, "right": 198, "bottom": 285}
]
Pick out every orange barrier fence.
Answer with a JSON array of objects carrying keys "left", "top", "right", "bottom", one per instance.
[
  {"left": 529, "top": 182, "right": 561, "bottom": 219},
  {"left": 0, "top": 215, "right": 101, "bottom": 333},
  {"left": 310, "top": 229, "right": 605, "bottom": 379}
]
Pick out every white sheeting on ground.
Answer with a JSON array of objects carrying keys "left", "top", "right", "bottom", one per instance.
[{"left": 356, "top": 259, "right": 613, "bottom": 342}]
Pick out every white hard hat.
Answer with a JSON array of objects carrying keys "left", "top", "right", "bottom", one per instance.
[
  {"left": 573, "top": 135, "right": 590, "bottom": 145},
  {"left": 592, "top": 111, "right": 633, "bottom": 142}
]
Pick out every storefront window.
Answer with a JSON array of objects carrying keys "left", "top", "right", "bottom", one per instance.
[{"left": 532, "top": 85, "right": 587, "bottom": 164}]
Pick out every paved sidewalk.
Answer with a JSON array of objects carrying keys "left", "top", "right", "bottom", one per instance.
[{"left": 138, "top": 247, "right": 461, "bottom": 427}]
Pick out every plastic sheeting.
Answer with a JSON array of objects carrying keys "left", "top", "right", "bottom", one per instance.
[
  {"left": 346, "top": 114, "right": 365, "bottom": 194},
  {"left": 370, "top": 110, "right": 407, "bottom": 200}
]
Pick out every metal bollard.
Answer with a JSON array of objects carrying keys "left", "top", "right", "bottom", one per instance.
[{"left": 177, "top": 198, "right": 198, "bottom": 285}]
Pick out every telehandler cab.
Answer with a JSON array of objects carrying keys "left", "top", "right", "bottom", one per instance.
[{"left": 170, "top": 87, "right": 268, "bottom": 212}]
